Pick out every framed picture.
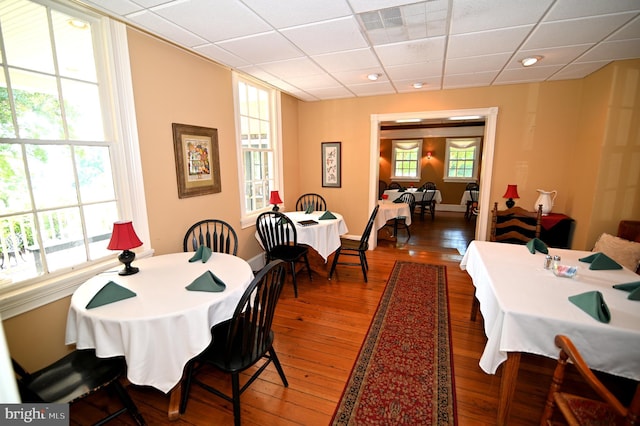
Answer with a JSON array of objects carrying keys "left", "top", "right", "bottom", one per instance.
[
  {"left": 172, "top": 123, "right": 221, "bottom": 198},
  {"left": 321, "top": 141, "right": 341, "bottom": 188}
]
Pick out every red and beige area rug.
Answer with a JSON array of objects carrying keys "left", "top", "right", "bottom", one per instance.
[{"left": 331, "top": 261, "right": 457, "bottom": 425}]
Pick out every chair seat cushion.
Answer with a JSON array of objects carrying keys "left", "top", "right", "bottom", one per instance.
[
  {"left": 270, "top": 244, "right": 308, "bottom": 261},
  {"left": 339, "top": 238, "right": 365, "bottom": 251},
  {"left": 555, "top": 392, "right": 623, "bottom": 426}
]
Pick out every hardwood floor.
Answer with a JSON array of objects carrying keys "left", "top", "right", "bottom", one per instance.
[{"left": 71, "top": 211, "right": 634, "bottom": 425}]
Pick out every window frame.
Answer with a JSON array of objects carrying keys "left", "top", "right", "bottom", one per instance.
[
  {"left": 443, "top": 137, "right": 481, "bottom": 183},
  {"left": 233, "top": 73, "right": 283, "bottom": 229},
  {"left": 0, "top": 2, "right": 150, "bottom": 319},
  {"left": 390, "top": 139, "right": 422, "bottom": 181}
]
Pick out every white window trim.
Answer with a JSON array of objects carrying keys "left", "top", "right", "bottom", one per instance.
[
  {"left": 390, "top": 139, "right": 423, "bottom": 181},
  {"left": 0, "top": 17, "right": 152, "bottom": 319},
  {"left": 233, "top": 73, "right": 284, "bottom": 229},
  {"left": 443, "top": 137, "right": 480, "bottom": 183}
]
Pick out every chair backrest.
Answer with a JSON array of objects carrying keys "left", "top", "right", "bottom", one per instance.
[
  {"left": 419, "top": 181, "right": 436, "bottom": 191},
  {"left": 358, "top": 205, "right": 380, "bottom": 251},
  {"left": 388, "top": 182, "right": 402, "bottom": 190},
  {"left": 295, "top": 193, "right": 327, "bottom": 211},
  {"left": 490, "top": 202, "right": 542, "bottom": 244},
  {"left": 256, "top": 211, "right": 298, "bottom": 253},
  {"left": 220, "top": 260, "right": 287, "bottom": 369},
  {"left": 465, "top": 182, "right": 479, "bottom": 191},
  {"left": 378, "top": 180, "right": 388, "bottom": 199},
  {"left": 183, "top": 219, "right": 238, "bottom": 255},
  {"left": 541, "top": 334, "right": 640, "bottom": 425},
  {"left": 398, "top": 192, "right": 416, "bottom": 212}
]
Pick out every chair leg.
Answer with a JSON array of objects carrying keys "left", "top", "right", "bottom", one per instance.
[
  {"left": 303, "top": 254, "right": 312, "bottom": 281},
  {"left": 110, "top": 379, "right": 146, "bottom": 426},
  {"left": 328, "top": 249, "right": 341, "bottom": 280},
  {"left": 179, "top": 361, "right": 195, "bottom": 413},
  {"left": 359, "top": 251, "right": 368, "bottom": 282},
  {"left": 231, "top": 373, "right": 241, "bottom": 426},
  {"left": 470, "top": 297, "right": 479, "bottom": 321},
  {"left": 269, "top": 348, "right": 289, "bottom": 387},
  {"left": 289, "top": 261, "right": 299, "bottom": 298}
]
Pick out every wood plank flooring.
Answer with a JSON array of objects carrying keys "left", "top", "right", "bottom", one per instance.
[{"left": 71, "top": 212, "right": 635, "bottom": 425}]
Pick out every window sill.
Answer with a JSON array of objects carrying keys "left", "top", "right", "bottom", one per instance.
[{"left": 0, "top": 248, "right": 154, "bottom": 319}]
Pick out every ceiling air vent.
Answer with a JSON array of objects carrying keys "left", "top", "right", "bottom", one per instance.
[{"left": 358, "top": 7, "right": 403, "bottom": 31}]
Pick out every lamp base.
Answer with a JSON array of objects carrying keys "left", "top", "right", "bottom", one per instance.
[
  {"left": 118, "top": 249, "right": 139, "bottom": 275},
  {"left": 506, "top": 198, "right": 515, "bottom": 209},
  {"left": 272, "top": 205, "right": 280, "bottom": 211}
]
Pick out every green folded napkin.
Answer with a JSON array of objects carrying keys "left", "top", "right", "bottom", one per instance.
[
  {"left": 86, "top": 281, "right": 136, "bottom": 309},
  {"left": 319, "top": 211, "right": 336, "bottom": 220},
  {"left": 526, "top": 238, "right": 548, "bottom": 254},
  {"left": 393, "top": 197, "right": 403, "bottom": 203},
  {"left": 398, "top": 188, "right": 405, "bottom": 192},
  {"left": 578, "top": 252, "right": 622, "bottom": 270},
  {"left": 613, "top": 281, "right": 640, "bottom": 301},
  {"left": 189, "top": 245, "right": 212, "bottom": 263},
  {"left": 305, "top": 204, "right": 314, "bottom": 214},
  {"left": 568, "top": 291, "right": 611, "bottom": 323},
  {"left": 185, "top": 271, "right": 226, "bottom": 292}
]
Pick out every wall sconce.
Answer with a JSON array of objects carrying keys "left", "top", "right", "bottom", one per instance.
[
  {"left": 107, "top": 221, "right": 143, "bottom": 275},
  {"left": 502, "top": 184, "right": 520, "bottom": 208},
  {"left": 427, "top": 151, "right": 432, "bottom": 160},
  {"left": 269, "top": 190, "right": 283, "bottom": 211}
]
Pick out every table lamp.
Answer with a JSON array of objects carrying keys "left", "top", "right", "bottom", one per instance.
[
  {"left": 107, "top": 221, "right": 143, "bottom": 275},
  {"left": 503, "top": 184, "right": 519, "bottom": 208},
  {"left": 269, "top": 190, "right": 283, "bottom": 211}
]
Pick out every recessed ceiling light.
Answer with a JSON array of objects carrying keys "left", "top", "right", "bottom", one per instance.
[
  {"left": 521, "top": 56, "right": 543, "bottom": 67},
  {"left": 367, "top": 73, "right": 381, "bottom": 81},
  {"left": 448, "top": 115, "right": 482, "bottom": 120},
  {"left": 395, "top": 119, "right": 421, "bottom": 123},
  {"left": 412, "top": 82, "right": 423, "bottom": 89}
]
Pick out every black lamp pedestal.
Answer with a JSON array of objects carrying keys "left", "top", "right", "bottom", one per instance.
[
  {"left": 118, "top": 249, "right": 139, "bottom": 276},
  {"left": 272, "top": 205, "right": 280, "bottom": 211},
  {"left": 505, "top": 198, "right": 515, "bottom": 209}
]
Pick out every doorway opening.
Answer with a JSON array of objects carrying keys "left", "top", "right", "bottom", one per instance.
[{"left": 368, "top": 107, "right": 498, "bottom": 249}]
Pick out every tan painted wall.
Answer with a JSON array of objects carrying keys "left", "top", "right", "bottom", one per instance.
[{"left": 4, "top": 25, "right": 639, "bottom": 372}]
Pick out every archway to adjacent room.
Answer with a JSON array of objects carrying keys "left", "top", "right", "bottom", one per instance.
[{"left": 368, "top": 107, "right": 498, "bottom": 249}]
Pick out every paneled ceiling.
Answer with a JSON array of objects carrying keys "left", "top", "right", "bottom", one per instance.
[{"left": 79, "top": 0, "right": 640, "bottom": 102}]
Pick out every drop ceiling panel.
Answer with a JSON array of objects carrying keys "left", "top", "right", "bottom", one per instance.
[{"left": 77, "top": 0, "right": 640, "bottom": 101}]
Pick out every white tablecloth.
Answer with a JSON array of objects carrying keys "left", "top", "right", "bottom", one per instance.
[
  {"left": 460, "top": 241, "right": 640, "bottom": 381},
  {"left": 383, "top": 189, "right": 442, "bottom": 204},
  {"left": 282, "top": 211, "right": 348, "bottom": 262},
  {"left": 375, "top": 201, "right": 411, "bottom": 230},
  {"left": 460, "top": 190, "right": 479, "bottom": 205},
  {"left": 65, "top": 252, "right": 254, "bottom": 393}
]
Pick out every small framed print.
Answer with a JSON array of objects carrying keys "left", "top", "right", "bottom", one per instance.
[
  {"left": 321, "top": 142, "right": 341, "bottom": 188},
  {"left": 172, "top": 123, "right": 221, "bottom": 198}
]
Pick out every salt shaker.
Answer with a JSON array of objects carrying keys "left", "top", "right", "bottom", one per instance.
[
  {"left": 553, "top": 255, "right": 561, "bottom": 269},
  {"left": 544, "top": 255, "right": 552, "bottom": 269}
]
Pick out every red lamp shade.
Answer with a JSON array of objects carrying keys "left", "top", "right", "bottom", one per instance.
[
  {"left": 108, "top": 221, "right": 142, "bottom": 275},
  {"left": 107, "top": 221, "right": 143, "bottom": 250},
  {"left": 502, "top": 184, "right": 520, "bottom": 199},
  {"left": 269, "top": 191, "right": 283, "bottom": 205}
]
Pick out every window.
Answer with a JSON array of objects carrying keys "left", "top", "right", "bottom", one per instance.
[
  {"left": 234, "top": 74, "right": 282, "bottom": 227},
  {"left": 0, "top": 0, "right": 147, "bottom": 316},
  {"left": 444, "top": 138, "right": 480, "bottom": 182},
  {"left": 391, "top": 140, "right": 422, "bottom": 181}
]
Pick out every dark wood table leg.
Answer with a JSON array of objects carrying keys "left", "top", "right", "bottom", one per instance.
[
  {"left": 497, "top": 352, "right": 521, "bottom": 426},
  {"left": 168, "top": 382, "right": 181, "bottom": 421}
]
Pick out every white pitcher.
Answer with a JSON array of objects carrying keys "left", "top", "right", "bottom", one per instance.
[{"left": 534, "top": 189, "right": 557, "bottom": 215}]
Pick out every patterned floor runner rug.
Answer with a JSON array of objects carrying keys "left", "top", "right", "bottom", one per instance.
[{"left": 331, "top": 261, "right": 457, "bottom": 425}]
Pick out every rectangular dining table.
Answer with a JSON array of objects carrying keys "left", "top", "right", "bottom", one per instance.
[
  {"left": 460, "top": 240, "right": 640, "bottom": 425},
  {"left": 65, "top": 251, "right": 254, "bottom": 420}
]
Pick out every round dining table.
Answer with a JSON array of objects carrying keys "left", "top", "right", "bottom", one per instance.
[
  {"left": 281, "top": 210, "right": 348, "bottom": 262},
  {"left": 65, "top": 251, "right": 254, "bottom": 419}
]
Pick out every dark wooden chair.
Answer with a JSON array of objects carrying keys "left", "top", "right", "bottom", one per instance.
[
  {"left": 388, "top": 182, "right": 402, "bottom": 190},
  {"left": 378, "top": 180, "right": 388, "bottom": 199},
  {"left": 464, "top": 182, "right": 480, "bottom": 221},
  {"left": 295, "top": 193, "right": 327, "bottom": 212},
  {"left": 540, "top": 334, "right": 640, "bottom": 426},
  {"left": 329, "top": 205, "right": 379, "bottom": 283},
  {"left": 180, "top": 260, "right": 289, "bottom": 426},
  {"left": 490, "top": 202, "right": 542, "bottom": 244},
  {"left": 385, "top": 192, "right": 415, "bottom": 240},
  {"left": 417, "top": 181, "right": 437, "bottom": 220},
  {"left": 183, "top": 219, "right": 238, "bottom": 255},
  {"left": 255, "top": 211, "right": 312, "bottom": 297},
  {"left": 13, "top": 350, "right": 146, "bottom": 425}
]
